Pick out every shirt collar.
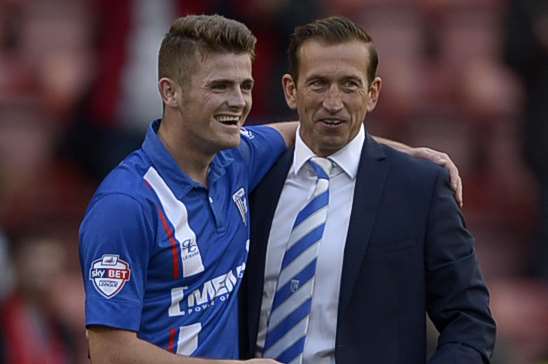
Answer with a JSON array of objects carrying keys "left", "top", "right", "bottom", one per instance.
[
  {"left": 292, "top": 123, "right": 365, "bottom": 179},
  {"left": 141, "top": 119, "right": 233, "bottom": 196}
]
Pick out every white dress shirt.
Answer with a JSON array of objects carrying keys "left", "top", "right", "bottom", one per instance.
[{"left": 256, "top": 125, "right": 365, "bottom": 364}]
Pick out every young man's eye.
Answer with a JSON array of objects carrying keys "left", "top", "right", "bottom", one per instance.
[{"left": 241, "top": 81, "right": 254, "bottom": 92}]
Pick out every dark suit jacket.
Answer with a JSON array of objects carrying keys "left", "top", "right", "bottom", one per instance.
[{"left": 241, "top": 135, "right": 496, "bottom": 363}]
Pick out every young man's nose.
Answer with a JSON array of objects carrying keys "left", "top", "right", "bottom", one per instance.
[{"left": 227, "top": 87, "right": 247, "bottom": 109}]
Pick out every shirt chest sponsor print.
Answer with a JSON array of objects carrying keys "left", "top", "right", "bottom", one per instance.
[{"left": 90, "top": 254, "right": 131, "bottom": 299}]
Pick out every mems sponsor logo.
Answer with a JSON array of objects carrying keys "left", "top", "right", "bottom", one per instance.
[{"left": 168, "top": 261, "right": 246, "bottom": 317}]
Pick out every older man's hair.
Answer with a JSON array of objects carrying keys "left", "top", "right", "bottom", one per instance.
[
  {"left": 158, "top": 14, "right": 256, "bottom": 85},
  {"left": 288, "top": 16, "right": 379, "bottom": 85}
]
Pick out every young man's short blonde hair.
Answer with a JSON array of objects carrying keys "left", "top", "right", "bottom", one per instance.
[{"left": 158, "top": 14, "right": 257, "bottom": 86}]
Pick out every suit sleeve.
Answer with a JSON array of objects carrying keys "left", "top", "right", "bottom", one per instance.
[{"left": 425, "top": 168, "right": 496, "bottom": 364}]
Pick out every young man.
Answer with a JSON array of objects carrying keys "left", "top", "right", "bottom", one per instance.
[
  {"left": 80, "top": 15, "right": 288, "bottom": 364},
  {"left": 80, "top": 14, "right": 462, "bottom": 364},
  {"left": 243, "top": 16, "right": 495, "bottom": 364}
]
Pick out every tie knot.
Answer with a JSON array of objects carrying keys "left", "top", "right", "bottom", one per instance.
[{"left": 308, "top": 157, "right": 332, "bottom": 179}]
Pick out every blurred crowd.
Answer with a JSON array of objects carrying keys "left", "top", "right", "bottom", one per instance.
[{"left": 0, "top": 0, "right": 547, "bottom": 363}]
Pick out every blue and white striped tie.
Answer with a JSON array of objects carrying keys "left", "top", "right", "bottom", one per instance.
[{"left": 262, "top": 157, "right": 332, "bottom": 364}]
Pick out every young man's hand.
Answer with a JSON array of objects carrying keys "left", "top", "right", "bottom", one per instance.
[
  {"left": 373, "top": 136, "right": 463, "bottom": 207},
  {"left": 410, "top": 147, "right": 463, "bottom": 207}
]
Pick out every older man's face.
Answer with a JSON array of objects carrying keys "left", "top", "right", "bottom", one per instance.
[{"left": 283, "top": 40, "right": 381, "bottom": 157}]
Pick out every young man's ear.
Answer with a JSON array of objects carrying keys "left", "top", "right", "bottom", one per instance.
[
  {"left": 158, "top": 78, "right": 179, "bottom": 108},
  {"left": 282, "top": 74, "right": 298, "bottom": 110},
  {"left": 366, "top": 76, "right": 382, "bottom": 112}
]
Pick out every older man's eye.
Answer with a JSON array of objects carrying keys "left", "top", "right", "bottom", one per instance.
[
  {"left": 210, "top": 82, "right": 229, "bottom": 91},
  {"left": 342, "top": 80, "right": 359, "bottom": 90},
  {"left": 309, "top": 79, "right": 327, "bottom": 90}
]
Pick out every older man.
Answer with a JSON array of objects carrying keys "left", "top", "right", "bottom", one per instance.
[{"left": 243, "top": 16, "right": 495, "bottom": 364}]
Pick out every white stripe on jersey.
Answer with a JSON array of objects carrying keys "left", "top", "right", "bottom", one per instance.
[
  {"left": 177, "top": 323, "right": 202, "bottom": 355},
  {"left": 144, "top": 167, "right": 205, "bottom": 277}
]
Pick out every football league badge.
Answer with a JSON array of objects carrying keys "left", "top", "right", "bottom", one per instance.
[
  {"left": 232, "top": 187, "right": 248, "bottom": 225},
  {"left": 90, "top": 254, "right": 131, "bottom": 299}
]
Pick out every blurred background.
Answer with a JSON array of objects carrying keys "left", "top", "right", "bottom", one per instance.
[{"left": 0, "top": 0, "right": 546, "bottom": 363}]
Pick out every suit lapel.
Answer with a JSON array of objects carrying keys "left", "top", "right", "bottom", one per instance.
[
  {"left": 338, "top": 135, "right": 389, "bottom": 313},
  {"left": 247, "top": 147, "right": 293, "bottom": 353}
]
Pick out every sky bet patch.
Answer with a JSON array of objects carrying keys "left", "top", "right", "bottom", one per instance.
[{"left": 90, "top": 254, "right": 131, "bottom": 299}]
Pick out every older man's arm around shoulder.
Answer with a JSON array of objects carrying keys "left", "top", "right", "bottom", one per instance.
[{"left": 424, "top": 168, "right": 496, "bottom": 363}]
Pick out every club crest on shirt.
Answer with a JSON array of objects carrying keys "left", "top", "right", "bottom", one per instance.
[
  {"left": 232, "top": 187, "right": 247, "bottom": 225},
  {"left": 89, "top": 254, "right": 131, "bottom": 299}
]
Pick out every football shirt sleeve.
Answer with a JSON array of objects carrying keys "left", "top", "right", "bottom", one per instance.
[
  {"left": 239, "top": 125, "right": 287, "bottom": 191},
  {"left": 79, "top": 193, "right": 153, "bottom": 332}
]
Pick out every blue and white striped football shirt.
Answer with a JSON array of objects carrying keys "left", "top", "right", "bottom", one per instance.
[{"left": 79, "top": 119, "right": 285, "bottom": 359}]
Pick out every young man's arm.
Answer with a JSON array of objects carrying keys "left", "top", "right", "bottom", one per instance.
[
  {"left": 264, "top": 121, "right": 298, "bottom": 147},
  {"left": 81, "top": 196, "right": 279, "bottom": 364},
  {"left": 88, "top": 328, "right": 280, "bottom": 364},
  {"left": 265, "top": 122, "right": 462, "bottom": 206}
]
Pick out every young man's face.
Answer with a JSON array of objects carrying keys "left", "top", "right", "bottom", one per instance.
[
  {"left": 176, "top": 51, "right": 253, "bottom": 153},
  {"left": 283, "top": 40, "right": 381, "bottom": 157}
]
